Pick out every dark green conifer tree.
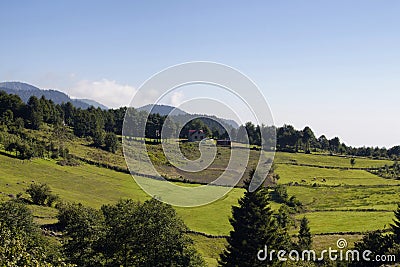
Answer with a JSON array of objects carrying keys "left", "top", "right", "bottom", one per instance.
[
  {"left": 390, "top": 203, "right": 400, "bottom": 243},
  {"left": 298, "top": 216, "right": 312, "bottom": 250},
  {"left": 219, "top": 176, "right": 284, "bottom": 266}
]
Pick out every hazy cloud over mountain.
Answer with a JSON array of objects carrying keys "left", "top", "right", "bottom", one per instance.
[
  {"left": 169, "top": 91, "right": 185, "bottom": 107},
  {"left": 67, "top": 79, "right": 137, "bottom": 108}
]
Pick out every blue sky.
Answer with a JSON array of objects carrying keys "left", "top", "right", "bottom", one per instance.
[{"left": 0, "top": 1, "right": 399, "bottom": 147}]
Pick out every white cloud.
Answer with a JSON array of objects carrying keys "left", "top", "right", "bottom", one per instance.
[
  {"left": 169, "top": 91, "right": 185, "bottom": 107},
  {"left": 67, "top": 79, "right": 137, "bottom": 108}
]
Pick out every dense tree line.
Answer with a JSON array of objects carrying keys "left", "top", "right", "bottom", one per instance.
[
  {"left": 1, "top": 182, "right": 204, "bottom": 266},
  {"left": 233, "top": 122, "right": 400, "bottom": 159},
  {"left": 0, "top": 198, "right": 205, "bottom": 267},
  {"left": 0, "top": 91, "right": 220, "bottom": 142},
  {"left": 1, "top": 90, "right": 400, "bottom": 160},
  {"left": 58, "top": 198, "right": 205, "bottom": 267},
  {"left": 0, "top": 124, "right": 71, "bottom": 160},
  {"left": 373, "top": 161, "right": 400, "bottom": 178}
]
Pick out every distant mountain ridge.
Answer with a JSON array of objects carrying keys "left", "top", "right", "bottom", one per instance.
[
  {"left": 0, "top": 81, "right": 40, "bottom": 91},
  {"left": 138, "top": 104, "right": 239, "bottom": 129},
  {"left": 0, "top": 82, "right": 238, "bottom": 128},
  {"left": 77, "top": 99, "right": 108, "bottom": 110},
  {"left": 137, "top": 104, "right": 188, "bottom": 116},
  {"left": 0, "top": 82, "right": 108, "bottom": 109}
]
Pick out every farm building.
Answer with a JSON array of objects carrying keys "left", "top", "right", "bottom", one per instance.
[
  {"left": 188, "top": 130, "right": 205, "bottom": 142},
  {"left": 216, "top": 139, "right": 231, "bottom": 146}
]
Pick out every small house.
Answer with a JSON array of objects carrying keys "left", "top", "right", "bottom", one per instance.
[{"left": 188, "top": 130, "right": 205, "bottom": 142}]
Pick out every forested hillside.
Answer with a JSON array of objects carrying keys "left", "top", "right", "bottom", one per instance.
[
  {"left": 0, "top": 90, "right": 400, "bottom": 266},
  {"left": 0, "top": 81, "right": 107, "bottom": 109},
  {"left": 1, "top": 90, "right": 399, "bottom": 162}
]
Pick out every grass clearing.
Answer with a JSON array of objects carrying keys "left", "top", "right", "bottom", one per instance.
[
  {"left": 312, "top": 234, "right": 363, "bottom": 252},
  {"left": 275, "top": 164, "right": 400, "bottom": 186},
  {"left": 176, "top": 188, "right": 244, "bottom": 236},
  {"left": 1, "top": 131, "right": 399, "bottom": 266},
  {"left": 189, "top": 234, "right": 226, "bottom": 267},
  {"left": 1, "top": 150, "right": 396, "bottom": 237},
  {"left": 0, "top": 153, "right": 244, "bottom": 236},
  {"left": 287, "top": 185, "right": 400, "bottom": 211},
  {"left": 297, "top": 211, "right": 393, "bottom": 234},
  {"left": 274, "top": 152, "right": 394, "bottom": 168}
]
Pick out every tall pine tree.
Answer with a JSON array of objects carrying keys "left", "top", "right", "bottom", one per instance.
[
  {"left": 390, "top": 203, "right": 400, "bottom": 243},
  {"left": 298, "top": 216, "right": 312, "bottom": 250},
  {"left": 219, "top": 177, "right": 284, "bottom": 267}
]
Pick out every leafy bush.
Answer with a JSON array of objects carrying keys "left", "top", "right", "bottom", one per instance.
[
  {"left": 104, "top": 132, "right": 118, "bottom": 153},
  {"left": 57, "top": 157, "right": 80, "bottom": 167},
  {"left": 0, "top": 201, "right": 73, "bottom": 266},
  {"left": 26, "top": 183, "right": 58, "bottom": 206},
  {"left": 58, "top": 199, "right": 205, "bottom": 267},
  {"left": 92, "top": 129, "right": 104, "bottom": 148}
]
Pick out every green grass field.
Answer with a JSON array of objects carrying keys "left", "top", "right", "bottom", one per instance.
[
  {"left": 274, "top": 152, "right": 394, "bottom": 169},
  {"left": 276, "top": 164, "right": 400, "bottom": 186},
  {"left": 1, "top": 151, "right": 397, "bottom": 231},
  {"left": 296, "top": 211, "right": 393, "bottom": 234},
  {"left": 287, "top": 185, "right": 400, "bottom": 211},
  {"left": 1, "top": 135, "right": 399, "bottom": 266},
  {"left": 0, "top": 153, "right": 244, "bottom": 236}
]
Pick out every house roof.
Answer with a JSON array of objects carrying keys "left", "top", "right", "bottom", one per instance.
[{"left": 188, "top": 129, "right": 204, "bottom": 136}]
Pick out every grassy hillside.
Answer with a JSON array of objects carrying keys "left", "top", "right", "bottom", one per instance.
[
  {"left": 277, "top": 164, "right": 400, "bottom": 186},
  {"left": 0, "top": 131, "right": 399, "bottom": 266},
  {"left": 63, "top": 133, "right": 395, "bottom": 185},
  {"left": 274, "top": 152, "right": 394, "bottom": 168},
  {"left": 296, "top": 211, "right": 393, "bottom": 234},
  {"left": 0, "top": 153, "right": 245, "bottom": 235}
]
